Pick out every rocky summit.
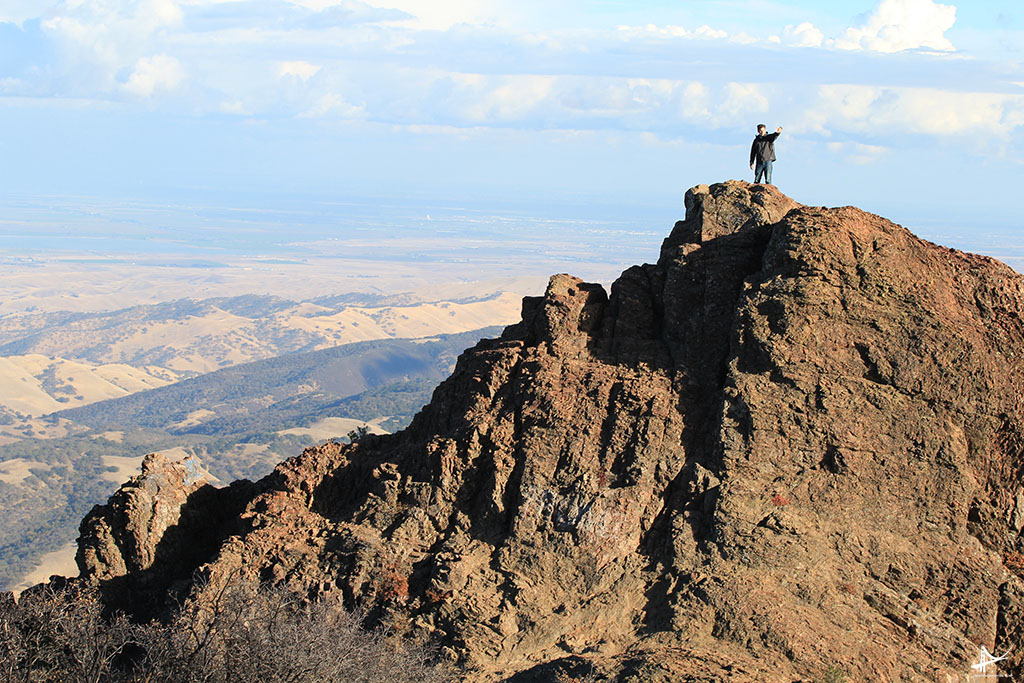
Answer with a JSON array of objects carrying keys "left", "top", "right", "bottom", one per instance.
[{"left": 77, "top": 181, "right": 1024, "bottom": 681}]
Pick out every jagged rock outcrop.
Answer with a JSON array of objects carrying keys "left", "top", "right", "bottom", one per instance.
[
  {"left": 77, "top": 453, "right": 257, "bottom": 616},
  {"left": 78, "top": 181, "right": 1024, "bottom": 681}
]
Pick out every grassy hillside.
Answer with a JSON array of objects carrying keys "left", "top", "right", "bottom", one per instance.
[
  {"left": 0, "top": 292, "right": 521, "bottom": 374},
  {"left": 0, "top": 327, "right": 502, "bottom": 591},
  {"left": 55, "top": 330, "right": 490, "bottom": 433},
  {"left": 0, "top": 355, "right": 183, "bottom": 418}
]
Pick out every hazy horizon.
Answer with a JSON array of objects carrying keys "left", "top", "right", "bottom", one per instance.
[
  {"left": 1, "top": 0, "right": 1021, "bottom": 286},
  {"left": 1, "top": 183, "right": 1021, "bottom": 310}
]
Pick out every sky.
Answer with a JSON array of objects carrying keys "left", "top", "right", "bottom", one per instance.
[{"left": 0, "top": 0, "right": 1022, "bottom": 254}]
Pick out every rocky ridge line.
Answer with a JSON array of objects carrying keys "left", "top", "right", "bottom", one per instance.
[{"left": 77, "top": 181, "right": 1024, "bottom": 682}]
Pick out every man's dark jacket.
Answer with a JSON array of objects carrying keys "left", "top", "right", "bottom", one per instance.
[{"left": 750, "top": 132, "right": 780, "bottom": 165}]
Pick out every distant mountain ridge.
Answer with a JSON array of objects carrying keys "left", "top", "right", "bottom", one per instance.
[
  {"left": 0, "top": 327, "right": 501, "bottom": 592},
  {"left": 0, "top": 355, "right": 184, "bottom": 419},
  {"left": 0, "top": 291, "right": 522, "bottom": 374},
  {"left": 55, "top": 327, "right": 503, "bottom": 436},
  {"left": 0, "top": 290, "right": 523, "bottom": 444}
]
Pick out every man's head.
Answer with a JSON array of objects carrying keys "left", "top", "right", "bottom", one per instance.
[{"left": 757, "top": 124, "right": 767, "bottom": 135}]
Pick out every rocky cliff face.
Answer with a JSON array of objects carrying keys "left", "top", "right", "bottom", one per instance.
[{"left": 77, "top": 181, "right": 1024, "bottom": 681}]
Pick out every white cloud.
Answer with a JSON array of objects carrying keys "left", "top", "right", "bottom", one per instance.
[
  {"left": 5, "top": 0, "right": 1024, "bottom": 222},
  {"left": 680, "top": 82, "right": 711, "bottom": 122},
  {"left": 618, "top": 1, "right": 955, "bottom": 54},
  {"left": 219, "top": 100, "right": 249, "bottom": 114},
  {"left": 9, "top": 0, "right": 1023, "bottom": 158},
  {"left": 675, "top": 81, "right": 774, "bottom": 129},
  {"left": 299, "top": 92, "right": 365, "bottom": 118},
  {"left": 827, "top": 141, "right": 889, "bottom": 165},
  {"left": 640, "top": 24, "right": 689, "bottom": 38},
  {"left": 784, "top": 22, "right": 824, "bottom": 48},
  {"left": 808, "top": 84, "right": 1023, "bottom": 137},
  {"left": 626, "top": 78, "right": 675, "bottom": 107},
  {"left": 834, "top": 0, "right": 956, "bottom": 53},
  {"left": 279, "top": 60, "right": 321, "bottom": 81},
  {"left": 694, "top": 25, "right": 727, "bottom": 40},
  {"left": 146, "top": 0, "right": 185, "bottom": 26},
  {"left": 721, "top": 83, "right": 769, "bottom": 118},
  {"left": 729, "top": 32, "right": 758, "bottom": 45},
  {"left": 123, "top": 54, "right": 185, "bottom": 96},
  {"left": 464, "top": 75, "right": 555, "bottom": 122},
  {"left": 356, "top": 0, "right": 503, "bottom": 30},
  {"left": 616, "top": 23, "right": 729, "bottom": 40},
  {"left": 180, "top": 0, "right": 410, "bottom": 31},
  {"left": 40, "top": 0, "right": 186, "bottom": 94},
  {"left": 0, "top": 0, "right": 57, "bottom": 25},
  {"left": 425, "top": 73, "right": 780, "bottom": 132}
]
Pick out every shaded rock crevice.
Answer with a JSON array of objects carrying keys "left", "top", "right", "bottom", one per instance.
[{"left": 76, "top": 453, "right": 262, "bottom": 618}]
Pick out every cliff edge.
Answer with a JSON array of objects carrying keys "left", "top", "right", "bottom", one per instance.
[{"left": 78, "top": 181, "right": 1024, "bottom": 681}]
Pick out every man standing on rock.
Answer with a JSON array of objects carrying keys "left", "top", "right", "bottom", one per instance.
[{"left": 749, "top": 124, "right": 782, "bottom": 185}]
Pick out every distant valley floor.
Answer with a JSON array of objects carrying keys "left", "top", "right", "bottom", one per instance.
[{"left": 0, "top": 301, "right": 509, "bottom": 589}]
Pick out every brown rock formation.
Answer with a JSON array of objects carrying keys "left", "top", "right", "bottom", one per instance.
[
  {"left": 77, "top": 181, "right": 1024, "bottom": 681},
  {"left": 77, "top": 453, "right": 256, "bottom": 616}
]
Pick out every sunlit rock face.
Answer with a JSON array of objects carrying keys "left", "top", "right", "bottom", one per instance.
[{"left": 79, "top": 181, "right": 1024, "bottom": 681}]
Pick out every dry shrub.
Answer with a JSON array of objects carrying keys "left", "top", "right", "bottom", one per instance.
[
  {"left": 1004, "top": 551, "right": 1024, "bottom": 572},
  {"left": 378, "top": 563, "right": 410, "bottom": 603},
  {"left": 1, "top": 579, "right": 453, "bottom": 683},
  {"left": 817, "top": 665, "right": 848, "bottom": 683},
  {"left": 0, "top": 582, "right": 135, "bottom": 683}
]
